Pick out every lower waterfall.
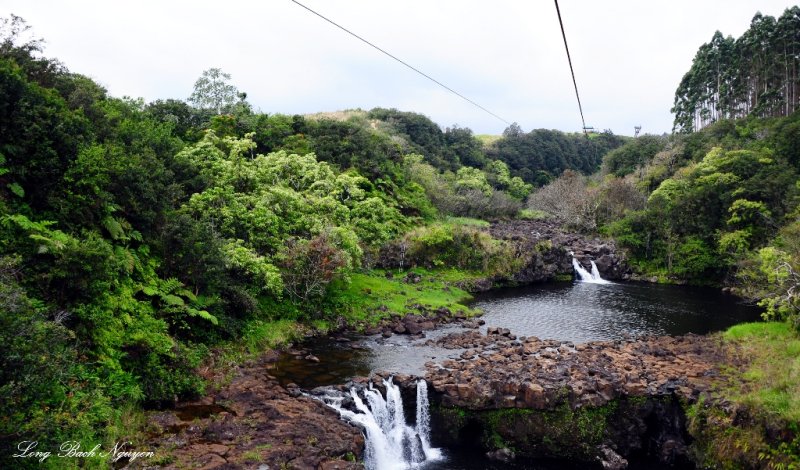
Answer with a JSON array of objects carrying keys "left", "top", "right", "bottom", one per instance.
[{"left": 323, "top": 378, "right": 442, "bottom": 470}]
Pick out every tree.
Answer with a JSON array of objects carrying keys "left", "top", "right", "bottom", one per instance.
[
  {"left": 672, "top": 7, "right": 800, "bottom": 131},
  {"left": 0, "top": 14, "right": 43, "bottom": 59},
  {"left": 527, "top": 170, "right": 599, "bottom": 231},
  {"left": 188, "top": 67, "right": 241, "bottom": 114}
]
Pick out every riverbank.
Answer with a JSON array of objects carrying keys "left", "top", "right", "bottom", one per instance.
[
  {"left": 128, "top": 218, "right": 798, "bottom": 469},
  {"left": 130, "top": 351, "right": 364, "bottom": 469},
  {"left": 687, "top": 322, "right": 800, "bottom": 468}
]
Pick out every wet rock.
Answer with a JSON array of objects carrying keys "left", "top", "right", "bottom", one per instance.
[
  {"left": 486, "top": 220, "right": 632, "bottom": 283},
  {"left": 486, "top": 447, "right": 516, "bottom": 462},
  {"left": 599, "top": 444, "right": 628, "bottom": 469},
  {"left": 435, "top": 306, "right": 452, "bottom": 317},
  {"left": 470, "top": 278, "right": 494, "bottom": 291},
  {"left": 137, "top": 354, "right": 363, "bottom": 469},
  {"left": 424, "top": 329, "right": 727, "bottom": 466},
  {"left": 363, "top": 326, "right": 382, "bottom": 335},
  {"left": 405, "top": 322, "right": 422, "bottom": 335},
  {"left": 319, "top": 460, "right": 361, "bottom": 470}
]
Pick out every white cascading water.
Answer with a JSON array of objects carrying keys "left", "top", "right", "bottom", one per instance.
[
  {"left": 572, "top": 257, "right": 611, "bottom": 284},
  {"left": 323, "top": 378, "right": 441, "bottom": 470}
]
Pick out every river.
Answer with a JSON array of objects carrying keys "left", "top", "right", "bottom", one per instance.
[{"left": 269, "top": 280, "right": 762, "bottom": 469}]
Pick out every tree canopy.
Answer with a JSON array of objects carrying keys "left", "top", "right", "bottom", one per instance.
[{"left": 673, "top": 7, "right": 800, "bottom": 132}]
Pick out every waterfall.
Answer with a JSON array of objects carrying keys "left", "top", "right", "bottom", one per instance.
[
  {"left": 323, "top": 378, "right": 441, "bottom": 470},
  {"left": 416, "top": 380, "right": 432, "bottom": 452},
  {"left": 572, "top": 257, "right": 611, "bottom": 284}
]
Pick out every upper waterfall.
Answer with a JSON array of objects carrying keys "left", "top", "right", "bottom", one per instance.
[{"left": 571, "top": 256, "right": 611, "bottom": 284}]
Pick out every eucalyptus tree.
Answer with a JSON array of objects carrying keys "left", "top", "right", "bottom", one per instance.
[
  {"left": 673, "top": 7, "right": 800, "bottom": 132},
  {"left": 188, "top": 67, "right": 243, "bottom": 114}
]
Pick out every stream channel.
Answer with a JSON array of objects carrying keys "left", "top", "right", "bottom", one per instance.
[{"left": 269, "top": 280, "right": 761, "bottom": 469}]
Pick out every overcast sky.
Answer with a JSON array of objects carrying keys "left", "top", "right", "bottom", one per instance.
[{"left": 3, "top": 1, "right": 797, "bottom": 136}]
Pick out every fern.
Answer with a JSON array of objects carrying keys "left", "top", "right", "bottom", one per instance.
[
  {"left": 7, "top": 182, "right": 24, "bottom": 197},
  {"left": 102, "top": 216, "right": 125, "bottom": 240},
  {"left": 187, "top": 307, "right": 218, "bottom": 325},
  {"left": 140, "top": 285, "right": 158, "bottom": 296},
  {"left": 160, "top": 294, "right": 185, "bottom": 306},
  {"left": 160, "top": 277, "right": 184, "bottom": 294},
  {"left": 114, "top": 246, "right": 136, "bottom": 273}
]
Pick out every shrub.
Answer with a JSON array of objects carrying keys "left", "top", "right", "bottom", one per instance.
[
  {"left": 279, "top": 230, "right": 351, "bottom": 310},
  {"left": 392, "top": 223, "right": 517, "bottom": 274}
]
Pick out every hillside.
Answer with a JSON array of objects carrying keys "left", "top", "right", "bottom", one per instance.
[{"left": 0, "top": 15, "right": 626, "bottom": 468}]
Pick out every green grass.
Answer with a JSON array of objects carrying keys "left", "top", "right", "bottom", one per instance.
[
  {"left": 241, "top": 319, "right": 306, "bottom": 354},
  {"left": 331, "top": 268, "right": 480, "bottom": 326},
  {"left": 723, "top": 321, "right": 800, "bottom": 421},
  {"left": 517, "top": 208, "right": 550, "bottom": 220},
  {"left": 444, "top": 216, "right": 490, "bottom": 227},
  {"left": 215, "top": 319, "right": 307, "bottom": 379},
  {"left": 686, "top": 321, "right": 800, "bottom": 468}
]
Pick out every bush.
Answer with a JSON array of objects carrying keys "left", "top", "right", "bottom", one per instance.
[
  {"left": 527, "top": 170, "right": 599, "bottom": 231},
  {"left": 279, "top": 231, "right": 351, "bottom": 311},
  {"left": 384, "top": 223, "right": 517, "bottom": 274},
  {"left": 0, "top": 257, "right": 110, "bottom": 468}
]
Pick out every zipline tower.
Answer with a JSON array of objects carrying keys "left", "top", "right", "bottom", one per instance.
[{"left": 634, "top": 125, "right": 642, "bottom": 137}]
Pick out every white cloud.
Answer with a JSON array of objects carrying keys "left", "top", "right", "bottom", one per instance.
[{"left": 3, "top": 0, "right": 796, "bottom": 135}]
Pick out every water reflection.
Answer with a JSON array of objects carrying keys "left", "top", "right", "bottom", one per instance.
[
  {"left": 269, "top": 324, "right": 468, "bottom": 388},
  {"left": 473, "top": 281, "right": 762, "bottom": 343},
  {"left": 270, "top": 281, "right": 762, "bottom": 388}
]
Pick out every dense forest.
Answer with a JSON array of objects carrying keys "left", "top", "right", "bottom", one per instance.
[{"left": 672, "top": 6, "right": 800, "bottom": 132}]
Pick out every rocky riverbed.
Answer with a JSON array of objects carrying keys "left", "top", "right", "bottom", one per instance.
[
  {"left": 488, "top": 219, "right": 631, "bottom": 283},
  {"left": 132, "top": 352, "right": 363, "bottom": 470},
  {"left": 425, "top": 329, "right": 721, "bottom": 409},
  {"left": 133, "top": 321, "right": 741, "bottom": 470},
  {"left": 419, "top": 328, "right": 729, "bottom": 468}
]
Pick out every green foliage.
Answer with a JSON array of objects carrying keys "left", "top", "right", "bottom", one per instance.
[
  {"left": 0, "top": 257, "right": 108, "bottom": 468},
  {"left": 673, "top": 7, "right": 800, "bottom": 132},
  {"left": 367, "top": 107, "right": 458, "bottom": 171},
  {"left": 328, "top": 269, "right": 477, "bottom": 325},
  {"left": 0, "top": 57, "right": 89, "bottom": 211},
  {"left": 610, "top": 144, "right": 796, "bottom": 281},
  {"left": 487, "top": 125, "right": 626, "bottom": 185},
  {"left": 672, "top": 236, "right": 717, "bottom": 277},
  {"left": 398, "top": 222, "right": 518, "bottom": 274},
  {"left": 687, "top": 322, "right": 800, "bottom": 469},
  {"left": 403, "top": 154, "right": 523, "bottom": 219},
  {"left": 602, "top": 135, "right": 667, "bottom": 176}
]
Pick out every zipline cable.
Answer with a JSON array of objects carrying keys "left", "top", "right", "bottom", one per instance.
[
  {"left": 289, "top": 0, "right": 512, "bottom": 126},
  {"left": 554, "top": 0, "right": 588, "bottom": 135}
]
